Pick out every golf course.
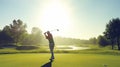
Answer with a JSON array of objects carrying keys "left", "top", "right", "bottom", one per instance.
[
  {"left": 1, "top": 0, "right": 120, "bottom": 67},
  {"left": 0, "top": 52, "right": 120, "bottom": 67}
]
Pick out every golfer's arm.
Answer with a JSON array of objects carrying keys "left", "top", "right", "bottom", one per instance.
[{"left": 44, "top": 33, "right": 48, "bottom": 39}]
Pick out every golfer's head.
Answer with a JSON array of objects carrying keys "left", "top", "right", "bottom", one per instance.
[{"left": 47, "top": 31, "right": 50, "bottom": 34}]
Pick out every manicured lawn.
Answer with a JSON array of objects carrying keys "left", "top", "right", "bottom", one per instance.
[{"left": 0, "top": 53, "right": 120, "bottom": 67}]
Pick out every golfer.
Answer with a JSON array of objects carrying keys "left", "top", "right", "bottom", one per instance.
[{"left": 44, "top": 31, "right": 55, "bottom": 60}]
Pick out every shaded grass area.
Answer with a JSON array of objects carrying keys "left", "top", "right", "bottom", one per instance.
[{"left": 0, "top": 53, "right": 120, "bottom": 67}]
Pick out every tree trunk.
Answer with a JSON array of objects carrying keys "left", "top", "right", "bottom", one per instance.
[
  {"left": 111, "top": 40, "right": 114, "bottom": 50},
  {"left": 112, "top": 44, "right": 114, "bottom": 50},
  {"left": 116, "top": 37, "right": 120, "bottom": 50},
  {"left": 118, "top": 41, "right": 120, "bottom": 50},
  {"left": 118, "top": 45, "right": 120, "bottom": 50}
]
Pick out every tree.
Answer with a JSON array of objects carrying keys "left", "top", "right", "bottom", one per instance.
[
  {"left": 97, "top": 35, "right": 110, "bottom": 47},
  {"left": 21, "top": 27, "right": 43, "bottom": 45},
  {"left": 0, "top": 25, "right": 14, "bottom": 44},
  {"left": 89, "top": 37, "right": 97, "bottom": 45},
  {"left": 2, "top": 25, "right": 11, "bottom": 38},
  {"left": 0, "top": 31, "right": 13, "bottom": 45},
  {"left": 30, "top": 27, "right": 43, "bottom": 45},
  {"left": 9, "top": 19, "right": 27, "bottom": 45},
  {"left": 104, "top": 18, "right": 120, "bottom": 50}
]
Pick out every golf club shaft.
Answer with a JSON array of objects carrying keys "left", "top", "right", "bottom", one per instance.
[
  {"left": 50, "top": 29, "right": 59, "bottom": 32},
  {"left": 44, "top": 29, "right": 59, "bottom": 33}
]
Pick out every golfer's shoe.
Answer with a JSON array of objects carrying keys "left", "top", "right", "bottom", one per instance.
[
  {"left": 50, "top": 59, "right": 53, "bottom": 62},
  {"left": 49, "top": 58, "right": 53, "bottom": 60},
  {"left": 49, "top": 56, "right": 54, "bottom": 60},
  {"left": 52, "top": 57, "right": 55, "bottom": 59},
  {"left": 49, "top": 58, "right": 54, "bottom": 62},
  {"left": 50, "top": 56, "right": 54, "bottom": 59}
]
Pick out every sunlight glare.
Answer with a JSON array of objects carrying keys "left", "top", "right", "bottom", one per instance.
[{"left": 39, "top": 0, "right": 73, "bottom": 36}]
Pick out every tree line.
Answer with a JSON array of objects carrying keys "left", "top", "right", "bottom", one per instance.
[
  {"left": 97, "top": 18, "right": 120, "bottom": 50},
  {"left": 0, "top": 18, "right": 120, "bottom": 50},
  {"left": 54, "top": 18, "right": 120, "bottom": 50},
  {"left": 0, "top": 19, "right": 43, "bottom": 47}
]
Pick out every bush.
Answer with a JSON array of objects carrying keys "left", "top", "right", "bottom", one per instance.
[{"left": 0, "top": 43, "right": 17, "bottom": 48}]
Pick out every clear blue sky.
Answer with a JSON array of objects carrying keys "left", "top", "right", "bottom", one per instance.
[{"left": 0, "top": 0, "right": 120, "bottom": 39}]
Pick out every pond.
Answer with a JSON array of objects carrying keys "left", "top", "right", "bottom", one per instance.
[{"left": 56, "top": 45, "right": 90, "bottom": 50}]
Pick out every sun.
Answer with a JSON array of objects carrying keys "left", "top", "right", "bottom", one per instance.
[{"left": 38, "top": 0, "right": 72, "bottom": 36}]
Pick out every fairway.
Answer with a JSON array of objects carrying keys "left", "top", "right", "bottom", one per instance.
[{"left": 0, "top": 53, "right": 120, "bottom": 67}]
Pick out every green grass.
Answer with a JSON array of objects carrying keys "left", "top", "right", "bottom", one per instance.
[
  {"left": 1, "top": 47, "right": 120, "bottom": 56},
  {"left": 0, "top": 45, "right": 120, "bottom": 67},
  {"left": 0, "top": 53, "right": 120, "bottom": 67}
]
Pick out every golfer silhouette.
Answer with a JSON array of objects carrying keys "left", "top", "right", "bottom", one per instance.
[{"left": 44, "top": 31, "right": 55, "bottom": 61}]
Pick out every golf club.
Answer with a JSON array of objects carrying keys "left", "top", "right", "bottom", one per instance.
[
  {"left": 44, "top": 29, "right": 59, "bottom": 33},
  {"left": 49, "top": 29, "right": 59, "bottom": 32}
]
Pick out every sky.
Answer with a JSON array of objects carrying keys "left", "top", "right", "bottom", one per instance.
[{"left": 0, "top": 0, "right": 120, "bottom": 39}]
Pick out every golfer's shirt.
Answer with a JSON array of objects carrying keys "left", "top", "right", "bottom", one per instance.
[
  {"left": 47, "top": 33, "right": 54, "bottom": 44},
  {"left": 48, "top": 37, "right": 54, "bottom": 44}
]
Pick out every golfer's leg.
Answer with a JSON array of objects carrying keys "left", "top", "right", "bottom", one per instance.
[
  {"left": 51, "top": 50, "right": 54, "bottom": 59},
  {"left": 50, "top": 47, "right": 54, "bottom": 59},
  {"left": 49, "top": 43, "right": 54, "bottom": 59}
]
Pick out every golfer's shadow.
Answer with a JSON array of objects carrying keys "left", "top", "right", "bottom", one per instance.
[{"left": 41, "top": 61, "right": 53, "bottom": 67}]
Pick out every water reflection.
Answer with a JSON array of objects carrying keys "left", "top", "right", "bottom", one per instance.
[{"left": 56, "top": 46, "right": 89, "bottom": 50}]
